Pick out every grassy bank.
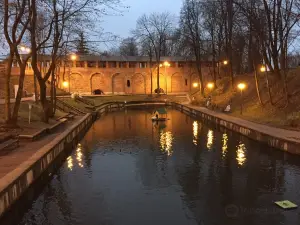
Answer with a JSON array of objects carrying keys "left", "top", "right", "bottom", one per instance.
[{"left": 192, "top": 69, "right": 300, "bottom": 130}]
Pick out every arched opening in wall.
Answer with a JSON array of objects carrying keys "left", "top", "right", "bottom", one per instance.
[
  {"left": 112, "top": 73, "right": 125, "bottom": 94},
  {"left": 171, "top": 73, "right": 184, "bottom": 93},
  {"left": 90, "top": 73, "right": 106, "bottom": 94},
  {"left": 185, "top": 79, "right": 188, "bottom": 86},
  {"left": 127, "top": 80, "right": 131, "bottom": 87},
  {"left": 69, "top": 73, "right": 84, "bottom": 93},
  {"left": 132, "top": 73, "right": 146, "bottom": 94}
]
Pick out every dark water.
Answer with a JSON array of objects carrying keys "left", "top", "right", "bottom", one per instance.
[{"left": 14, "top": 108, "right": 300, "bottom": 225}]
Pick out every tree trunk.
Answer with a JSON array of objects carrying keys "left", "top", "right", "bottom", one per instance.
[
  {"left": 49, "top": 69, "right": 55, "bottom": 118},
  {"left": 11, "top": 64, "right": 27, "bottom": 123},
  {"left": 39, "top": 81, "right": 50, "bottom": 123},
  {"left": 196, "top": 60, "right": 204, "bottom": 95},
  {"left": 265, "top": 72, "right": 274, "bottom": 106},
  {"left": 253, "top": 61, "right": 263, "bottom": 106},
  {"left": 5, "top": 53, "right": 14, "bottom": 124},
  {"left": 157, "top": 60, "right": 160, "bottom": 93}
]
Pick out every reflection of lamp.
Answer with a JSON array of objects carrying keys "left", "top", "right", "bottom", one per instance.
[
  {"left": 67, "top": 156, "right": 73, "bottom": 170},
  {"left": 236, "top": 142, "right": 246, "bottom": 166},
  {"left": 160, "top": 131, "right": 174, "bottom": 156},
  {"left": 76, "top": 143, "right": 83, "bottom": 168},
  {"left": 207, "top": 130, "right": 214, "bottom": 150},
  {"left": 193, "top": 121, "right": 198, "bottom": 146},
  {"left": 222, "top": 133, "right": 228, "bottom": 157}
]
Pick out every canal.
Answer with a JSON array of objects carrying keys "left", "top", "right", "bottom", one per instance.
[{"left": 7, "top": 108, "right": 300, "bottom": 225}]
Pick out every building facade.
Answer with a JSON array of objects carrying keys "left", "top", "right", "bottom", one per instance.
[{"left": 4, "top": 55, "right": 215, "bottom": 97}]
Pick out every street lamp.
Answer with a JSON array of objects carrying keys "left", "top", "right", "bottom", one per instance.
[
  {"left": 20, "top": 45, "right": 31, "bottom": 53},
  {"left": 68, "top": 54, "right": 77, "bottom": 93},
  {"left": 193, "top": 82, "right": 199, "bottom": 88},
  {"left": 63, "top": 80, "right": 69, "bottom": 88},
  {"left": 163, "top": 61, "right": 170, "bottom": 94},
  {"left": 223, "top": 60, "right": 228, "bottom": 65},
  {"left": 207, "top": 82, "right": 214, "bottom": 90},
  {"left": 260, "top": 65, "right": 266, "bottom": 72},
  {"left": 237, "top": 83, "right": 246, "bottom": 115},
  {"left": 159, "top": 61, "right": 170, "bottom": 94}
]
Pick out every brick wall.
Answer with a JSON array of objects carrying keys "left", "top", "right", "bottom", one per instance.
[{"left": 0, "top": 60, "right": 214, "bottom": 97}]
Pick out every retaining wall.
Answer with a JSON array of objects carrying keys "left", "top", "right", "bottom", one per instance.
[
  {"left": 173, "top": 103, "right": 300, "bottom": 155},
  {"left": 0, "top": 113, "right": 94, "bottom": 217}
]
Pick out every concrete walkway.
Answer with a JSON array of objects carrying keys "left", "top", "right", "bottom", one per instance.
[
  {"left": 0, "top": 116, "right": 82, "bottom": 179},
  {"left": 186, "top": 104, "right": 300, "bottom": 144}
]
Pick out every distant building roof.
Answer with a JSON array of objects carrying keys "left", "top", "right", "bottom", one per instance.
[{"left": 17, "top": 54, "right": 215, "bottom": 62}]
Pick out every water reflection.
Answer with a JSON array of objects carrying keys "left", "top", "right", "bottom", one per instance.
[
  {"left": 222, "top": 133, "right": 228, "bottom": 157},
  {"left": 67, "top": 156, "right": 73, "bottom": 171},
  {"left": 76, "top": 144, "right": 84, "bottom": 168},
  {"left": 13, "top": 109, "right": 300, "bottom": 225},
  {"left": 160, "top": 131, "right": 174, "bottom": 156},
  {"left": 207, "top": 130, "right": 214, "bottom": 150},
  {"left": 236, "top": 142, "right": 247, "bottom": 166},
  {"left": 193, "top": 121, "right": 198, "bottom": 146}
]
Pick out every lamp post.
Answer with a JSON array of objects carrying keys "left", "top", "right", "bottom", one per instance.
[
  {"left": 237, "top": 83, "right": 246, "bottom": 115},
  {"left": 223, "top": 60, "right": 229, "bottom": 78},
  {"left": 160, "top": 61, "right": 170, "bottom": 94},
  {"left": 68, "top": 54, "right": 77, "bottom": 93}
]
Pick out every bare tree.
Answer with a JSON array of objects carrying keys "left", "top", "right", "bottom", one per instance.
[
  {"left": 119, "top": 37, "right": 138, "bottom": 56},
  {"left": 180, "top": 0, "right": 205, "bottom": 94},
  {"left": 236, "top": 0, "right": 300, "bottom": 107},
  {"left": 3, "top": 0, "right": 32, "bottom": 126},
  {"left": 133, "top": 12, "right": 174, "bottom": 93}
]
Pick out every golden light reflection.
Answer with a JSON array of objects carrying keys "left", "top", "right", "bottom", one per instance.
[
  {"left": 222, "top": 133, "right": 228, "bottom": 157},
  {"left": 76, "top": 143, "right": 84, "bottom": 168},
  {"left": 160, "top": 131, "right": 174, "bottom": 156},
  {"left": 67, "top": 156, "right": 73, "bottom": 171},
  {"left": 193, "top": 121, "right": 198, "bottom": 146},
  {"left": 236, "top": 142, "right": 247, "bottom": 166},
  {"left": 207, "top": 130, "right": 214, "bottom": 150}
]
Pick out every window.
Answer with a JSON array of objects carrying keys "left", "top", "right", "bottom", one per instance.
[
  {"left": 108, "top": 61, "right": 117, "bottom": 68},
  {"left": 120, "top": 62, "right": 127, "bottom": 68},
  {"left": 185, "top": 79, "right": 188, "bottom": 86},
  {"left": 76, "top": 61, "right": 84, "bottom": 67},
  {"left": 169, "top": 62, "right": 175, "bottom": 67},
  {"left": 129, "top": 62, "right": 136, "bottom": 68},
  {"left": 127, "top": 80, "right": 131, "bottom": 87},
  {"left": 139, "top": 62, "right": 147, "bottom": 68},
  {"left": 178, "top": 62, "right": 185, "bottom": 68},
  {"left": 98, "top": 61, "right": 106, "bottom": 68},
  {"left": 88, "top": 61, "right": 96, "bottom": 68}
]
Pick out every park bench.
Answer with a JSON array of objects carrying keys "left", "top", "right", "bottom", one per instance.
[
  {"left": 0, "top": 138, "right": 19, "bottom": 151},
  {"left": 19, "top": 128, "right": 48, "bottom": 141}
]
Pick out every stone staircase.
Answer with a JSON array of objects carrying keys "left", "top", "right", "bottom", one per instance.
[{"left": 56, "top": 98, "right": 86, "bottom": 115}]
